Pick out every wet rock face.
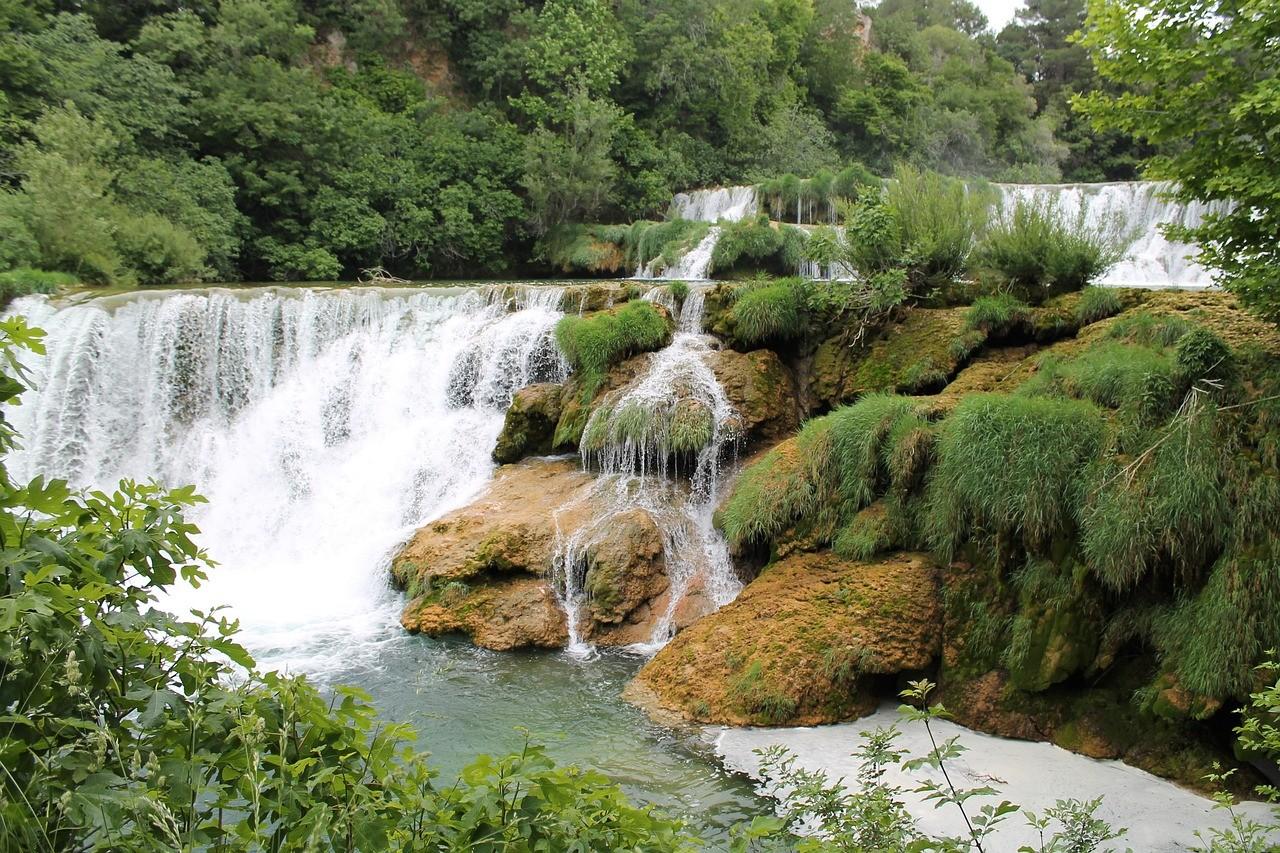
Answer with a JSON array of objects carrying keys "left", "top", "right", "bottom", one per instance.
[
  {"left": 392, "top": 459, "right": 672, "bottom": 649},
  {"left": 631, "top": 551, "right": 942, "bottom": 726},
  {"left": 708, "top": 348, "right": 801, "bottom": 447},
  {"left": 493, "top": 382, "right": 563, "bottom": 463}
]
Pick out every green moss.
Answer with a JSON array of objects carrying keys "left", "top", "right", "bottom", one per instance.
[
  {"left": 668, "top": 280, "right": 689, "bottom": 303},
  {"left": 554, "top": 301, "right": 671, "bottom": 399},
  {"left": 728, "top": 660, "right": 798, "bottom": 724},
  {"left": 1019, "top": 342, "right": 1175, "bottom": 411},
  {"left": 1003, "top": 557, "right": 1102, "bottom": 691},
  {"left": 927, "top": 394, "right": 1108, "bottom": 556}
]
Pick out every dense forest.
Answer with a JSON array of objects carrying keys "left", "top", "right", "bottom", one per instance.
[{"left": 0, "top": 0, "right": 1143, "bottom": 285}]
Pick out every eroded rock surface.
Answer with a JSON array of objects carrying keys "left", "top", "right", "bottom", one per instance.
[{"left": 630, "top": 551, "right": 941, "bottom": 725}]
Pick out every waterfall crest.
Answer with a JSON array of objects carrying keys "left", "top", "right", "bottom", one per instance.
[
  {"left": 669, "top": 187, "right": 758, "bottom": 223},
  {"left": 8, "top": 286, "right": 567, "bottom": 673}
]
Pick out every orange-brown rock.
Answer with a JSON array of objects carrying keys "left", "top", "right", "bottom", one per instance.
[
  {"left": 708, "top": 348, "right": 801, "bottom": 446},
  {"left": 393, "top": 458, "right": 673, "bottom": 649},
  {"left": 630, "top": 551, "right": 942, "bottom": 725}
]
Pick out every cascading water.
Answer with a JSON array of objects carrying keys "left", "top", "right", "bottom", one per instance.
[
  {"left": 7, "top": 285, "right": 567, "bottom": 674},
  {"left": 552, "top": 285, "right": 742, "bottom": 656},
  {"left": 993, "top": 181, "right": 1229, "bottom": 288},
  {"left": 634, "top": 227, "right": 722, "bottom": 281},
  {"left": 668, "top": 186, "right": 758, "bottom": 223}
]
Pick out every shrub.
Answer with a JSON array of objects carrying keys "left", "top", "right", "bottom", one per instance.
[
  {"left": 540, "top": 224, "right": 627, "bottom": 274},
  {"left": 555, "top": 300, "right": 672, "bottom": 398},
  {"left": 117, "top": 212, "right": 208, "bottom": 284},
  {"left": 927, "top": 394, "right": 1108, "bottom": 556},
  {"left": 629, "top": 219, "right": 710, "bottom": 274},
  {"left": 883, "top": 166, "right": 986, "bottom": 288},
  {"left": 1075, "top": 286, "right": 1123, "bottom": 324},
  {"left": 977, "top": 196, "right": 1127, "bottom": 303},
  {"left": 0, "top": 267, "right": 76, "bottom": 306},
  {"left": 964, "top": 293, "right": 1031, "bottom": 336},
  {"left": 710, "top": 215, "right": 782, "bottom": 274},
  {"left": 729, "top": 278, "right": 808, "bottom": 346}
]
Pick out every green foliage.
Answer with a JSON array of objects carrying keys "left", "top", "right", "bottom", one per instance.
[
  {"left": 729, "top": 278, "right": 808, "bottom": 346},
  {"left": 844, "top": 167, "right": 986, "bottom": 291},
  {"left": 0, "top": 316, "right": 693, "bottom": 851},
  {"left": 1082, "top": 402, "right": 1231, "bottom": 591},
  {"left": 965, "top": 293, "right": 1032, "bottom": 336},
  {"left": 977, "top": 196, "right": 1127, "bottom": 302},
  {"left": 668, "top": 280, "right": 689, "bottom": 303},
  {"left": 927, "top": 394, "right": 1108, "bottom": 555},
  {"left": 1176, "top": 327, "right": 1236, "bottom": 387},
  {"left": 711, "top": 216, "right": 784, "bottom": 274},
  {"left": 1075, "top": 286, "right": 1123, "bottom": 325},
  {"left": 1021, "top": 342, "right": 1175, "bottom": 410},
  {"left": 1106, "top": 310, "right": 1192, "bottom": 348},
  {"left": 554, "top": 300, "right": 671, "bottom": 398},
  {"left": 0, "top": 267, "right": 76, "bottom": 306},
  {"left": 1076, "top": 0, "right": 1280, "bottom": 322}
]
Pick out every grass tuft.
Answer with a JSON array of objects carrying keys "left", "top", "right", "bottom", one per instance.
[
  {"left": 1075, "top": 286, "right": 1123, "bottom": 325},
  {"left": 965, "top": 293, "right": 1031, "bottom": 337},
  {"left": 729, "top": 278, "right": 808, "bottom": 347},
  {"left": 555, "top": 301, "right": 671, "bottom": 398}
]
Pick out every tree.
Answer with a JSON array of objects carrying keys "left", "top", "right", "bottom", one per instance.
[
  {"left": 1076, "top": 0, "right": 1280, "bottom": 321},
  {"left": 522, "top": 90, "right": 622, "bottom": 234}
]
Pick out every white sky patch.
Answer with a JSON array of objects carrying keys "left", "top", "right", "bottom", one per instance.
[{"left": 974, "top": 0, "right": 1025, "bottom": 29}]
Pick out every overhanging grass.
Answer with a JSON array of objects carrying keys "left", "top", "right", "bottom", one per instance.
[
  {"left": 927, "top": 393, "right": 1108, "bottom": 556},
  {"left": 554, "top": 301, "right": 671, "bottom": 399},
  {"left": 729, "top": 278, "right": 808, "bottom": 347},
  {"left": 0, "top": 267, "right": 76, "bottom": 306},
  {"left": 1075, "top": 286, "right": 1123, "bottom": 325},
  {"left": 1080, "top": 404, "right": 1230, "bottom": 591},
  {"left": 964, "top": 293, "right": 1031, "bottom": 337}
]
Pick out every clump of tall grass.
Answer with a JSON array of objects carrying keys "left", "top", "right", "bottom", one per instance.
[
  {"left": 976, "top": 196, "right": 1128, "bottom": 303},
  {"left": 1075, "top": 286, "right": 1123, "bottom": 325},
  {"left": 0, "top": 267, "right": 76, "bottom": 306},
  {"left": 1106, "top": 310, "right": 1192, "bottom": 348},
  {"left": 964, "top": 293, "right": 1031, "bottom": 337},
  {"left": 927, "top": 394, "right": 1108, "bottom": 556},
  {"left": 629, "top": 219, "right": 710, "bottom": 274},
  {"left": 1019, "top": 342, "right": 1175, "bottom": 411},
  {"left": 710, "top": 216, "right": 783, "bottom": 274},
  {"left": 729, "top": 278, "right": 808, "bottom": 346},
  {"left": 1175, "top": 326, "right": 1236, "bottom": 387},
  {"left": 554, "top": 301, "right": 671, "bottom": 398},
  {"left": 1080, "top": 402, "right": 1230, "bottom": 591},
  {"left": 832, "top": 503, "right": 894, "bottom": 560},
  {"left": 668, "top": 281, "right": 689, "bottom": 304}
]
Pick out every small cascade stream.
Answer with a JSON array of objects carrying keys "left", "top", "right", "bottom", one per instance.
[
  {"left": 7, "top": 285, "right": 567, "bottom": 674},
  {"left": 552, "top": 285, "right": 742, "bottom": 656}
]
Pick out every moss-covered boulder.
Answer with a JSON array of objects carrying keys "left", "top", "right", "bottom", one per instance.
[
  {"left": 581, "top": 508, "right": 669, "bottom": 640},
  {"left": 494, "top": 383, "right": 563, "bottom": 463},
  {"left": 709, "top": 348, "right": 801, "bottom": 446},
  {"left": 401, "top": 576, "right": 568, "bottom": 651},
  {"left": 629, "top": 551, "right": 941, "bottom": 726}
]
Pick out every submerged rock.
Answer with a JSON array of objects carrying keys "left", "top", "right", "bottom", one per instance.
[
  {"left": 393, "top": 458, "right": 673, "bottom": 649},
  {"left": 629, "top": 551, "right": 941, "bottom": 726}
]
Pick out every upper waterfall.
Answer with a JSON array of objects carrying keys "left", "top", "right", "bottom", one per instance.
[
  {"left": 669, "top": 186, "right": 758, "bottom": 223},
  {"left": 8, "top": 286, "right": 567, "bottom": 674},
  {"left": 992, "top": 181, "right": 1228, "bottom": 288}
]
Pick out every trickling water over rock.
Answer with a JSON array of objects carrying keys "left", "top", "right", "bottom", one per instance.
[
  {"left": 635, "top": 227, "right": 721, "bottom": 280},
  {"left": 8, "top": 285, "right": 568, "bottom": 674}
]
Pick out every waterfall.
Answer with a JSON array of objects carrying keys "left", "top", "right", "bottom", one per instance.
[
  {"left": 669, "top": 187, "right": 758, "bottom": 223},
  {"left": 634, "top": 227, "right": 721, "bottom": 281},
  {"left": 992, "top": 182, "right": 1227, "bottom": 288},
  {"left": 552, "top": 285, "right": 742, "bottom": 656},
  {"left": 7, "top": 286, "right": 567, "bottom": 674}
]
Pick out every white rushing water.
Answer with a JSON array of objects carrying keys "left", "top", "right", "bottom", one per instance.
[
  {"left": 993, "top": 181, "right": 1230, "bottom": 288},
  {"left": 658, "top": 181, "right": 1226, "bottom": 288},
  {"left": 635, "top": 226, "right": 722, "bottom": 281},
  {"left": 553, "top": 285, "right": 742, "bottom": 656},
  {"left": 8, "top": 286, "right": 567, "bottom": 675},
  {"left": 669, "top": 186, "right": 759, "bottom": 223}
]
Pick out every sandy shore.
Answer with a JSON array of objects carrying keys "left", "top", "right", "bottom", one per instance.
[{"left": 714, "top": 704, "right": 1277, "bottom": 851}]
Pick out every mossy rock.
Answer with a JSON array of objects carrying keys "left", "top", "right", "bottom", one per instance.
[
  {"left": 631, "top": 551, "right": 941, "bottom": 726},
  {"left": 494, "top": 383, "right": 563, "bottom": 463}
]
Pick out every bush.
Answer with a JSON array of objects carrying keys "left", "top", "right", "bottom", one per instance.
[
  {"left": 555, "top": 300, "right": 672, "bottom": 397},
  {"left": 117, "top": 212, "right": 209, "bottom": 284},
  {"left": 927, "top": 394, "right": 1108, "bottom": 555},
  {"left": 540, "top": 224, "right": 627, "bottom": 275},
  {"left": 729, "top": 278, "right": 808, "bottom": 346},
  {"left": 0, "top": 267, "right": 76, "bottom": 306},
  {"left": 1075, "top": 286, "right": 1123, "bottom": 324},
  {"left": 977, "top": 196, "right": 1127, "bottom": 303},
  {"left": 710, "top": 215, "right": 783, "bottom": 274}
]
